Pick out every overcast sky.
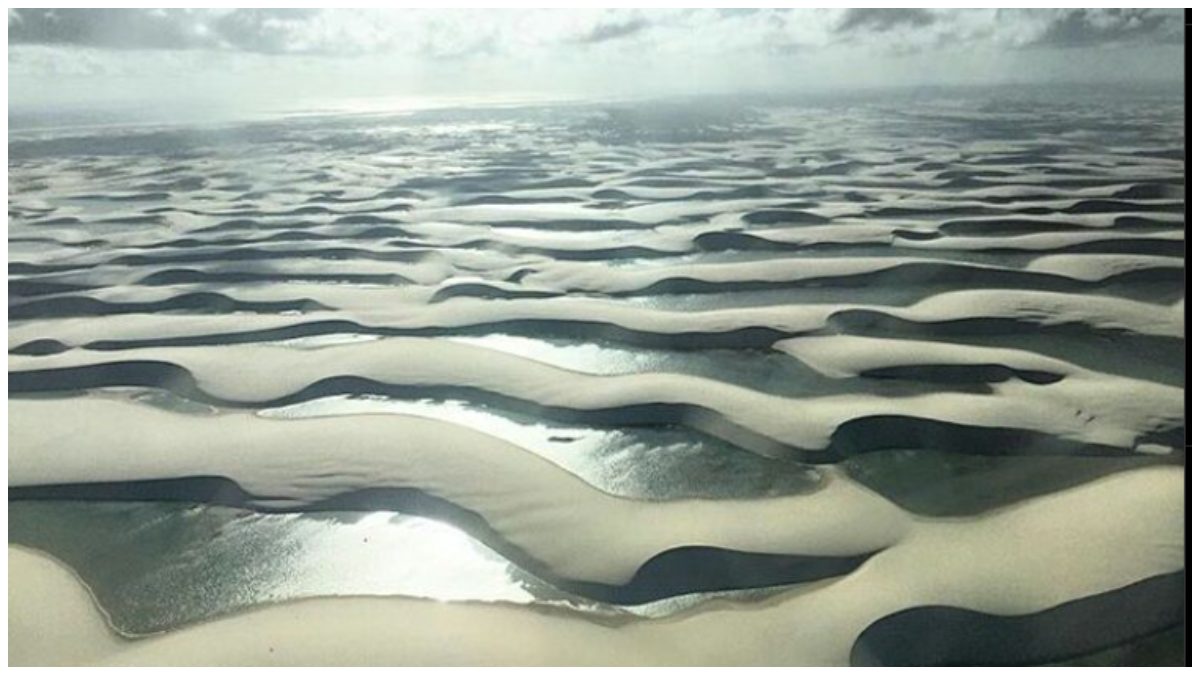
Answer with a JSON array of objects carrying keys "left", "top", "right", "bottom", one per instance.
[{"left": 8, "top": 8, "right": 1187, "bottom": 120}]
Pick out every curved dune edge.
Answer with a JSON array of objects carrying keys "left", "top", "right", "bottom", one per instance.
[
  {"left": 9, "top": 546, "right": 126, "bottom": 667},
  {"left": 778, "top": 333, "right": 1092, "bottom": 378},
  {"left": 13, "top": 217, "right": 1182, "bottom": 276},
  {"left": 10, "top": 477, "right": 874, "bottom": 607},
  {"left": 9, "top": 398, "right": 913, "bottom": 584},
  {"left": 774, "top": 334, "right": 1182, "bottom": 450},
  {"left": 7, "top": 397, "right": 1182, "bottom": 589},
  {"left": 850, "top": 571, "right": 1185, "bottom": 666},
  {"left": 15, "top": 208, "right": 1180, "bottom": 255},
  {"left": 458, "top": 254, "right": 1182, "bottom": 298},
  {"left": 903, "top": 233, "right": 1185, "bottom": 258},
  {"left": 9, "top": 465, "right": 1184, "bottom": 666},
  {"left": 9, "top": 287, "right": 1184, "bottom": 355},
  {"left": 10, "top": 98, "right": 1185, "bottom": 666},
  {"left": 10, "top": 335, "right": 1181, "bottom": 455},
  {"left": 8, "top": 291, "right": 330, "bottom": 321}
]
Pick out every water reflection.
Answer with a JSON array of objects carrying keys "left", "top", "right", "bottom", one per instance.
[
  {"left": 10, "top": 502, "right": 561, "bottom": 635},
  {"left": 10, "top": 500, "right": 795, "bottom": 636},
  {"left": 268, "top": 333, "right": 385, "bottom": 349},
  {"left": 447, "top": 333, "right": 845, "bottom": 398},
  {"left": 258, "top": 394, "right": 820, "bottom": 500}
]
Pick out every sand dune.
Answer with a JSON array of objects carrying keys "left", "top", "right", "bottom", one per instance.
[
  {"left": 10, "top": 465, "right": 1184, "bottom": 665},
  {"left": 10, "top": 334, "right": 1183, "bottom": 457},
  {"left": 8, "top": 91, "right": 1185, "bottom": 665}
]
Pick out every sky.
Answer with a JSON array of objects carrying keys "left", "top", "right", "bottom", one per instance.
[{"left": 8, "top": 8, "right": 1188, "bottom": 122}]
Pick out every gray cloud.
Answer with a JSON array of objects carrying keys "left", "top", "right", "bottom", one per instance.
[
  {"left": 574, "top": 17, "right": 650, "bottom": 44},
  {"left": 7, "top": 7, "right": 1189, "bottom": 106},
  {"left": 835, "top": 9, "right": 936, "bottom": 34},
  {"left": 12, "top": 8, "right": 1186, "bottom": 59},
  {"left": 9, "top": 8, "right": 662, "bottom": 54},
  {"left": 716, "top": 9, "right": 763, "bottom": 20},
  {"left": 9, "top": 9, "right": 212, "bottom": 50},
  {"left": 765, "top": 41, "right": 810, "bottom": 57},
  {"left": 209, "top": 9, "right": 319, "bottom": 53},
  {"left": 1023, "top": 9, "right": 1182, "bottom": 49},
  {"left": 8, "top": 8, "right": 318, "bottom": 53}
]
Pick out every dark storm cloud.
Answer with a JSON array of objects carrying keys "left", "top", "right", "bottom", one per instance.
[
  {"left": 835, "top": 9, "right": 936, "bottom": 34},
  {"left": 1023, "top": 9, "right": 1182, "bottom": 49},
  {"left": 575, "top": 17, "right": 650, "bottom": 44},
  {"left": 8, "top": 8, "right": 317, "bottom": 53}
]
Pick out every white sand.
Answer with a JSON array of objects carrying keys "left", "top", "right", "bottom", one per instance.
[
  {"left": 775, "top": 334, "right": 1183, "bottom": 449},
  {"left": 10, "top": 398, "right": 911, "bottom": 584},
  {"left": 9, "top": 94, "right": 1184, "bottom": 668},
  {"left": 11, "top": 283, "right": 1184, "bottom": 355},
  {"left": 11, "top": 331, "right": 1180, "bottom": 454},
  {"left": 10, "top": 465, "right": 1183, "bottom": 666}
]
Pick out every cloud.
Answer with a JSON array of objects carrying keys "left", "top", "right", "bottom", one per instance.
[
  {"left": 764, "top": 41, "right": 810, "bottom": 57},
  {"left": 7, "top": 9, "right": 661, "bottom": 56},
  {"left": 7, "top": 8, "right": 323, "bottom": 53},
  {"left": 209, "top": 9, "right": 320, "bottom": 53},
  {"left": 9, "top": 9, "right": 216, "bottom": 50},
  {"left": 1022, "top": 9, "right": 1182, "bottom": 49},
  {"left": 716, "top": 9, "right": 762, "bottom": 19},
  {"left": 7, "top": 8, "right": 1186, "bottom": 115},
  {"left": 10, "top": 9, "right": 1185, "bottom": 59},
  {"left": 835, "top": 9, "right": 936, "bottom": 34},
  {"left": 574, "top": 17, "right": 650, "bottom": 44}
]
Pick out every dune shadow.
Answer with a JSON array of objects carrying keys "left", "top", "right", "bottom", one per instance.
[{"left": 850, "top": 571, "right": 1184, "bottom": 666}]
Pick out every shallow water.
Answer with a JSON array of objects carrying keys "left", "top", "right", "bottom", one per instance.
[
  {"left": 11, "top": 500, "right": 809, "bottom": 635},
  {"left": 8, "top": 87, "right": 1186, "bottom": 664},
  {"left": 259, "top": 393, "right": 822, "bottom": 500}
]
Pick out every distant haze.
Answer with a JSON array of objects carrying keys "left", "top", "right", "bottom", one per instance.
[{"left": 8, "top": 8, "right": 1187, "bottom": 124}]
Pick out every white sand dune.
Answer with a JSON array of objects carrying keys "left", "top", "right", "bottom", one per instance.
[
  {"left": 509, "top": 254, "right": 1180, "bottom": 296},
  {"left": 9, "top": 92, "right": 1185, "bottom": 665},
  {"left": 10, "top": 398, "right": 912, "bottom": 583},
  {"left": 10, "top": 286, "right": 1184, "bottom": 360},
  {"left": 10, "top": 465, "right": 1184, "bottom": 665},
  {"left": 897, "top": 228, "right": 1182, "bottom": 253},
  {"left": 774, "top": 335, "right": 1182, "bottom": 447},
  {"left": 1022, "top": 253, "right": 1183, "bottom": 280},
  {"left": 10, "top": 333, "right": 1181, "bottom": 453}
]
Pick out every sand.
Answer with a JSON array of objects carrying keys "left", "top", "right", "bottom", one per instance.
[
  {"left": 9, "top": 91, "right": 1186, "bottom": 665},
  {"left": 9, "top": 465, "right": 1184, "bottom": 665}
]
